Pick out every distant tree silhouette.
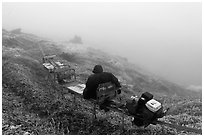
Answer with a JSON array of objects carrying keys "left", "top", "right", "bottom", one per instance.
[{"left": 69, "top": 35, "right": 83, "bottom": 44}]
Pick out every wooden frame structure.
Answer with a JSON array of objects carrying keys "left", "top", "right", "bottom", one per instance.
[
  {"left": 42, "top": 55, "right": 76, "bottom": 83},
  {"left": 61, "top": 81, "right": 128, "bottom": 131}
]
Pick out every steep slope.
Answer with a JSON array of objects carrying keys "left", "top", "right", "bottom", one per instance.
[{"left": 2, "top": 29, "right": 201, "bottom": 135}]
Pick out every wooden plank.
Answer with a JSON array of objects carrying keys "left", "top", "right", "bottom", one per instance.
[
  {"left": 43, "top": 63, "right": 54, "bottom": 70},
  {"left": 67, "top": 84, "right": 85, "bottom": 95}
]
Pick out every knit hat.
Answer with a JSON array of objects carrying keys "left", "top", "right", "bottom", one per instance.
[{"left": 92, "top": 65, "right": 103, "bottom": 74}]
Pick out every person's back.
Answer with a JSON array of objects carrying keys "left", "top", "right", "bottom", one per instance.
[{"left": 83, "top": 65, "right": 121, "bottom": 99}]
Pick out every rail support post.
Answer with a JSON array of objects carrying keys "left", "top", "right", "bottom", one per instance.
[
  {"left": 73, "top": 94, "right": 77, "bottom": 110},
  {"left": 120, "top": 111, "right": 125, "bottom": 133},
  {"left": 93, "top": 103, "right": 97, "bottom": 120},
  {"left": 118, "top": 95, "right": 125, "bottom": 133}
]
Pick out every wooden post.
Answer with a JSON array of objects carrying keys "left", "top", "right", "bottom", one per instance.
[
  {"left": 121, "top": 112, "right": 125, "bottom": 132},
  {"left": 53, "top": 72, "right": 56, "bottom": 83},
  {"left": 93, "top": 103, "right": 96, "bottom": 119},
  {"left": 119, "top": 95, "right": 125, "bottom": 133},
  {"left": 73, "top": 94, "right": 77, "bottom": 110}
]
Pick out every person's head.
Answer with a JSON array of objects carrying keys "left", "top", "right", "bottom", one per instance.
[{"left": 92, "top": 65, "right": 103, "bottom": 74}]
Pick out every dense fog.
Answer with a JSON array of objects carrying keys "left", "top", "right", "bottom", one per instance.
[{"left": 2, "top": 2, "right": 202, "bottom": 88}]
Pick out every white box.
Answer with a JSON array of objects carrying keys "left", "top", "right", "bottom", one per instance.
[{"left": 145, "top": 99, "right": 161, "bottom": 113}]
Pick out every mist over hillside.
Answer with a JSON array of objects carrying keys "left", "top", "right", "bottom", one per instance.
[
  {"left": 2, "top": 28, "right": 201, "bottom": 98},
  {"left": 3, "top": 2, "right": 201, "bottom": 88}
]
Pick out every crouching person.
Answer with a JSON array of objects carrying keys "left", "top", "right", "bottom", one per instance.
[
  {"left": 126, "top": 92, "right": 168, "bottom": 127},
  {"left": 83, "top": 65, "right": 121, "bottom": 111}
]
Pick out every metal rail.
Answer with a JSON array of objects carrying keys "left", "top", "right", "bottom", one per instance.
[{"left": 157, "top": 121, "right": 202, "bottom": 134}]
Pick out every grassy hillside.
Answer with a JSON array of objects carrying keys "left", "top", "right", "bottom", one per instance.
[{"left": 2, "top": 29, "right": 202, "bottom": 135}]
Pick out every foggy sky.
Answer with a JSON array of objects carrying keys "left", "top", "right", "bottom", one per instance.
[{"left": 2, "top": 2, "right": 202, "bottom": 87}]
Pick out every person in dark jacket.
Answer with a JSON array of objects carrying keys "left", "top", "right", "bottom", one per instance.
[{"left": 83, "top": 65, "right": 121, "bottom": 100}]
